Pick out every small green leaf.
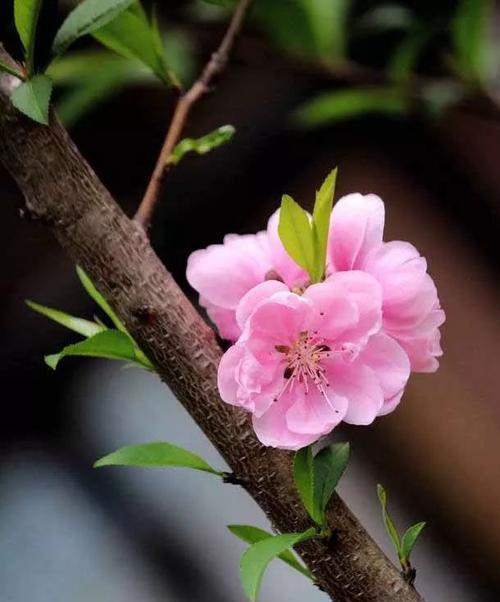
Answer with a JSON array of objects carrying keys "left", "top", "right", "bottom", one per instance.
[
  {"left": 387, "top": 28, "right": 429, "bottom": 84},
  {"left": 45, "top": 329, "right": 140, "bottom": 369},
  {"left": 93, "top": 5, "right": 177, "bottom": 86},
  {"left": 26, "top": 300, "right": 105, "bottom": 338},
  {"left": 14, "top": 0, "right": 42, "bottom": 74},
  {"left": 293, "top": 446, "right": 317, "bottom": 523},
  {"left": 451, "top": 0, "right": 494, "bottom": 85},
  {"left": 300, "top": 0, "right": 351, "bottom": 62},
  {"left": 10, "top": 74, "right": 53, "bottom": 124},
  {"left": 400, "top": 522, "right": 425, "bottom": 562},
  {"left": 377, "top": 484, "right": 401, "bottom": 556},
  {"left": 278, "top": 195, "right": 315, "bottom": 280},
  {"left": 311, "top": 168, "right": 337, "bottom": 282},
  {"left": 228, "top": 525, "right": 311, "bottom": 578},
  {"left": 94, "top": 441, "right": 221, "bottom": 475},
  {"left": 53, "top": 0, "right": 135, "bottom": 56},
  {"left": 294, "top": 87, "right": 407, "bottom": 128},
  {"left": 240, "top": 528, "right": 317, "bottom": 601},
  {"left": 76, "top": 266, "right": 128, "bottom": 334},
  {"left": 167, "top": 125, "right": 236, "bottom": 166},
  {"left": 48, "top": 50, "right": 154, "bottom": 127},
  {"left": 313, "top": 442, "right": 349, "bottom": 519}
]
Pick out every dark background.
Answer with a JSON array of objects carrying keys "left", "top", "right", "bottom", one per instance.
[{"left": 1, "top": 1, "right": 499, "bottom": 601}]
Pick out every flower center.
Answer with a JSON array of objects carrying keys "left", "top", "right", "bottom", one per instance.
[{"left": 275, "top": 331, "right": 331, "bottom": 399}]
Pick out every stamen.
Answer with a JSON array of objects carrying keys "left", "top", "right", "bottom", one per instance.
[{"left": 276, "top": 331, "right": 333, "bottom": 401}]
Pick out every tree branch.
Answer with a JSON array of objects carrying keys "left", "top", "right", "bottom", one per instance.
[
  {"left": 0, "top": 51, "right": 424, "bottom": 602},
  {"left": 134, "top": 0, "right": 253, "bottom": 228}
]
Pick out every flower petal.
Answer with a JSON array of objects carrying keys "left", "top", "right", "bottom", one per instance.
[
  {"left": 252, "top": 396, "right": 320, "bottom": 450},
  {"left": 397, "top": 322, "right": 444, "bottom": 373},
  {"left": 246, "top": 292, "right": 313, "bottom": 349},
  {"left": 236, "top": 280, "right": 289, "bottom": 331},
  {"left": 329, "top": 361, "right": 384, "bottom": 425},
  {"left": 187, "top": 232, "right": 272, "bottom": 309},
  {"left": 285, "top": 386, "right": 347, "bottom": 435},
  {"left": 218, "top": 344, "right": 245, "bottom": 405},
  {"left": 324, "top": 271, "right": 383, "bottom": 343},
  {"left": 360, "top": 333, "right": 410, "bottom": 414},
  {"left": 200, "top": 297, "right": 240, "bottom": 341},
  {"left": 303, "top": 280, "right": 359, "bottom": 340},
  {"left": 328, "top": 193, "right": 385, "bottom": 271}
]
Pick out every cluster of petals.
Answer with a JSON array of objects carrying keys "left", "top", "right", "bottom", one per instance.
[{"left": 187, "top": 193, "right": 445, "bottom": 449}]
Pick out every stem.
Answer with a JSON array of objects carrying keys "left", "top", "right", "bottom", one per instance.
[
  {"left": 134, "top": 0, "right": 253, "bottom": 229},
  {"left": 0, "top": 60, "right": 25, "bottom": 81}
]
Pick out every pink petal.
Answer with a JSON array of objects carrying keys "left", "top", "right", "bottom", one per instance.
[
  {"left": 360, "top": 333, "right": 410, "bottom": 414},
  {"left": 236, "top": 280, "right": 289, "bottom": 331},
  {"left": 285, "top": 386, "right": 347, "bottom": 435},
  {"left": 303, "top": 280, "right": 359, "bottom": 340},
  {"left": 397, "top": 324, "right": 444, "bottom": 373},
  {"left": 378, "top": 389, "right": 405, "bottom": 417},
  {"left": 252, "top": 396, "right": 320, "bottom": 450},
  {"left": 187, "top": 232, "right": 272, "bottom": 310},
  {"left": 324, "top": 271, "right": 383, "bottom": 343},
  {"left": 246, "top": 292, "right": 313, "bottom": 350},
  {"left": 218, "top": 344, "right": 245, "bottom": 405},
  {"left": 328, "top": 193, "right": 385, "bottom": 271},
  {"left": 364, "top": 241, "right": 436, "bottom": 331},
  {"left": 267, "top": 209, "right": 309, "bottom": 288},
  {"left": 217, "top": 344, "right": 281, "bottom": 416},
  {"left": 200, "top": 297, "right": 240, "bottom": 341},
  {"left": 328, "top": 361, "right": 384, "bottom": 425}
]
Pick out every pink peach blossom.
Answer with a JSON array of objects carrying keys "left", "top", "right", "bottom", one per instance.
[
  {"left": 187, "top": 192, "right": 444, "bottom": 373},
  {"left": 328, "top": 193, "right": 445, "bottom": 372},
  {"left": 218, "top": 272, "right": 410, "bottom": 450}
]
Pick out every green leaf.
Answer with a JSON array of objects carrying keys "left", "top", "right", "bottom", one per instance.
[
  {"left": 76, "top": 266, "right": 128, "bottom": 334},
  {"left": 400, "top": 522, "right": 425, "bottom": 563},
  {"left": 313, "top": 442, "right": 349, "bottom": 519},
  {"left": 92, "top": 4, "right": 178, "bottom": 86},
  {"left": 240, "top": 528, "right": 317, "bottom": 601},
  {"left": 26, "top": 300, "right": 105, "bottom": 338},
  {"left": 293, "top": 446, "right": 317, "bottom": 523},
  {"left": 300, "top": 0, "right": 351, "bottom": 62},
  {"left": 377, "top": 484, "right": 401, "bottom": 556},
  {"left": 53, "top": 0, "right": 135, "bottom": 56},
  {"left": 228, "top": 525, "right": 311, "bottom": 578},
  {"left": 387, "top": 28, "right": 429, "bottom": 84},
  {"left": 294, "top": 87, "right": 408, "bottom": 128},
  {"left": 45, "top": 329, "right": 141, "bottom": 369},
  {"left": 10, "top": 74, "right": 53, "bottom": 124},
  {"left": 94, "top": 441, "right": 221, "bottom": 475},
  {"left": 451, "top": 0, "right": 494, "bottom": 85},
  {"left": 311, "top": 168, "right": 337, "bottom": 282},
  {"left": 14, "top": 0, "right": 42, "bottom": 74},
  {"left": 48, "top": 50, "right": 154, "bottom": 127},
  {"left": 278, "top": 195, "right": 315, "bottom": 280},
  {"left": 168, "top": 125, "right": 236, "bottom": 166}
]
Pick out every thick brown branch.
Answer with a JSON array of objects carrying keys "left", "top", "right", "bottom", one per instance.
[
  {"left": 134, "top": 0, "right": 253, "bottom": 228},
  {"left": 0, "top": 60, "right": 424, "bottom": 602}
]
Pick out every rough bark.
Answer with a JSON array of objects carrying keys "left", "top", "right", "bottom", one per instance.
[{"left": 0, "top": 57, "right": 424, "bottom": 602}]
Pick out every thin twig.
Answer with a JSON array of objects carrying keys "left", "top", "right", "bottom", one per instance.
[{"left": 134, "top": 0, "right": 253, "bottom": 228}]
